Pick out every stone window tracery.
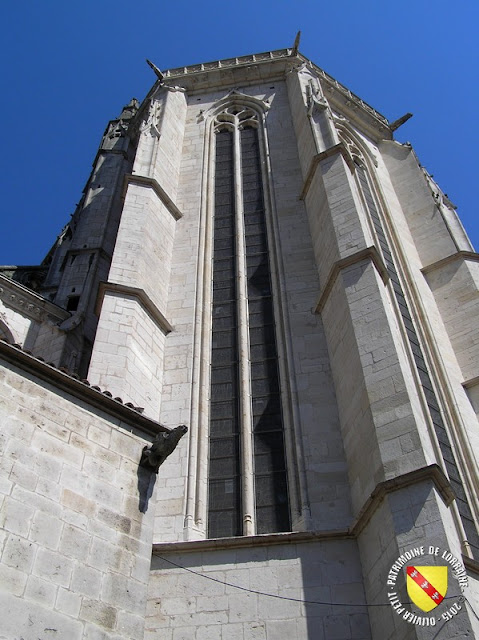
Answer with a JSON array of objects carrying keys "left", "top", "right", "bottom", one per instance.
[{"left": 207, "top": 103, "right": 291, "bottom": 538}]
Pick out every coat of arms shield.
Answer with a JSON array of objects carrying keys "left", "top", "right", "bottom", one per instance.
[{"left": 406, "top": 566, "right": 448, "bottom": 612}]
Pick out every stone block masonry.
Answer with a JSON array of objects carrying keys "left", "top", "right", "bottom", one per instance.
[
  {"left": 2, "top": 43, "right": 479, "bottom": 640},
  {"left": 147, "top": 539, "right": 371, "bottom": 640},
  {"left": 0, "top": 348, "right": 164, "bottom": 639}
]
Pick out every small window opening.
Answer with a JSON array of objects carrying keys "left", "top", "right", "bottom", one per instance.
[{"left": 66, "top": 296, "right": 80, "bottom": 312}]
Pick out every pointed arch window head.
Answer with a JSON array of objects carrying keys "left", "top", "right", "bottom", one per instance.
[
  {"left": 208, "top": 98, "right": 291, "bottom": 539},
  {"left": 214, "top": 106, "right": 259, "bottom": 133}
]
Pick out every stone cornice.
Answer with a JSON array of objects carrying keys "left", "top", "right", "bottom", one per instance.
[
  {"left": 0, "top": 274, "right": 69, "bottom": 322},
  {"left": 421, "top": 250, "right": 479, "bottom": 275},
  {"left": 0, "top": 340, "right": 168, "bottom": 439},
  {"left": 96, "top": 282, "right": 173, "bottom": 335},
  {"left": 163, "top": 48, "right": 294, "bottom": 79},
  {"left": 123, "top": 174, "right": 183, "bottom": 221},
  {"left": 314, "top": 246, "right": 389, "bottom": 314},
  {"left": 161, "top": 50, "right": 389, "bottom": 133}
]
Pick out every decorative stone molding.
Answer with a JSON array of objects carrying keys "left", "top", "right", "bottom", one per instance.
[
  {"left": 333, "top": 117, "right": 379, "bottom": 167},
  {"left": 153, "top": 528, "right": 352, "bottom": 555},
  {"left": 314, "top": 246, "right": 389, "bottom": 315},
  {"left": 0, "top": 288, "right": 42, "bottom": 318},
  {"left": 95, "top": 282, "right": 173, "bottom": 335},
  {"left": 140, "top": 99, "right": 162, "bottom": 138},
  {"left": 207, "top": 89, "right": 271, "bottom": 120},
  {"left": 299, "top": 142, "right": 355, "bottom": 201},
  {"left": 421, "top": 251, "right": 479, "bottom": 275},
  {"left": 123, "top": 174, "right": 183, "bottom": 220},
  {"left": 163, "top": 49, "right": 294, "bottom": 79},
  {"left": 350, "top": 464, "right": 455, "bottom": 537},
  {"left": 463, "top": 555, "right": 479, "bottom": 576},
  {"left": 161, "top": 48, "right": 390, "bottom": 138},
  {"left": 0, "top": 275, "right": 69, "bottom": 323},
  {"left": 164, "top": 85, "right": 187, "bottom": 93},
  {"left": 463, "top": 375, "right": 479, "bottom": 391}
]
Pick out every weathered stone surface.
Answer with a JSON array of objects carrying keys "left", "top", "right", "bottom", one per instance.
[{"left": 1, "top": 45, "right": 478, "bottom": 640}]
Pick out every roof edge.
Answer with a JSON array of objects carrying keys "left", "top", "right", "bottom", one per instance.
[
  {"left": 156, "top": 48, "right": 389, "bottom": 128},
  {"left": 0, "top": 339, "right": 168, "bottom": 439}
]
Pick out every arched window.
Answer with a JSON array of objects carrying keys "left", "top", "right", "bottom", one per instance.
[
  {"left": 349, "top": 143, "right": 479, "bottom": 558},
  {"left": 208, "top": 105, "right": 290, "bottom": 538}
]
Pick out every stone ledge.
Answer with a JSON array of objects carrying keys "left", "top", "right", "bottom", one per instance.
[
  {"left": 463, "top": 555, "right": 479, "bottom": 576},
  {"left": 314, "top": 246, "right": 389, "bottom": 314},
  {"left": 0, "top": 340, "right": 168, "bottom": 439},
  {"left": 95, "top": 282, "right": 173, "bottom": 335},
  {"left": 463, "top": 375, "right": 479, "bottom": 390},
  {"left": 300, "top": 142, "right": 355, "bottom": 201},
  {"left": 350, "top": 464, "right": 455, "bottom": 537},
  {"left": 152, "top": 464, "right": 454, "bottom": 556},
  {"left": 421, "top": 250, "right": 479, "bottom": 275},
  {"left": 124, "top": 174, "right": 182, "bottom": 221},
  {"left": 152, "top": 528, "right": 352, "bottom": 555}
]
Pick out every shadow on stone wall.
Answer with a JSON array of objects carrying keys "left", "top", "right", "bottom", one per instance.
[{"left": 137, "top": 466, "right": 157, "bottom": 513}]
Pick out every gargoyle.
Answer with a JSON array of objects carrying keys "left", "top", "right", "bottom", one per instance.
[{"left": 140, "top": 425, "right": 188, "bottom": 473}]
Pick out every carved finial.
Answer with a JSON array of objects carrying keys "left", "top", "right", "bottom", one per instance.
[
  {"left": 390, "top": 112, "right": 413, "bottom": 132},
  {"left": 292, "top": 31, "right": 301, "bottom": 55},
  {"left": 146, "top": 59, "right": 164, "bottom": 82}
]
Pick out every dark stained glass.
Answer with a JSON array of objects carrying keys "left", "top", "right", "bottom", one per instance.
[
  {"left": 208, "top": 129, "right": 242, "bottom": 539},
  {"left": 241, "top": 126, "right": 291, "bottom": 534},
  {"left": 208, "top": 123, "right": 291, "bottom": 539}
]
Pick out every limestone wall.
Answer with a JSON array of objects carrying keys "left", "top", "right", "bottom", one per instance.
[
  {"left": 0, "top": 352, "right": 159, "bottom": 639},
  {"left": 147, "top": 538, "right": 371, "bottom": 640},
  {"left": 154, "top": 78, "right": 352, "bottom": 542}
]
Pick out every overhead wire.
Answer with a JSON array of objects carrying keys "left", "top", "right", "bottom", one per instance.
[{"left": 156, "top": 555, "right": 477, "bottom": 615}]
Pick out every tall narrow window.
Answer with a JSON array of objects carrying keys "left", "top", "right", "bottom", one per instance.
[
  {"left": 241, "top": 126, "right": 290, "bottom": 534},
  {"left": 208, "top": 130, "right": 242, "bottom": 538},
  {"left": 354, "top": 157, "right": 479, "bottom": 559},
  {"left": 207, "top": 107, "right": 290, "bottom": 538}
]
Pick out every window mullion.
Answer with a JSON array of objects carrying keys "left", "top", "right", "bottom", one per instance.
[{"left": 233, "top": 123, "right": 256, "bottom": 537}]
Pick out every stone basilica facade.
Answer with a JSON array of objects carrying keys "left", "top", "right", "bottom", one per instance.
[{"left": 1, "top": 42, "right": 479, "bottom": 639}]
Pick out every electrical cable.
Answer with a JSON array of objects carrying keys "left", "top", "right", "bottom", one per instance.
[{"left": 156, "top": 555, "right": 471, "bottom": 611}]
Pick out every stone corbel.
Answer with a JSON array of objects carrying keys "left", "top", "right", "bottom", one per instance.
[{"left": 58, "top": 310, "right": 84, "bottom": 332}]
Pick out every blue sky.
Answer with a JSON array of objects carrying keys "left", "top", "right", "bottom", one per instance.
[{"left": 1, "top": 1, "right": 478, "bottom": 265}]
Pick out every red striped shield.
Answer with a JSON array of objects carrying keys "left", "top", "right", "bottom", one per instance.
[{"left": 406, "top": 566, "right": 448, "bottom": 612}]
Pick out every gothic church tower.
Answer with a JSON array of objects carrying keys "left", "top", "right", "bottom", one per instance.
[{"left": 1, "top": 41, "right": 478, "bottom": 640}]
